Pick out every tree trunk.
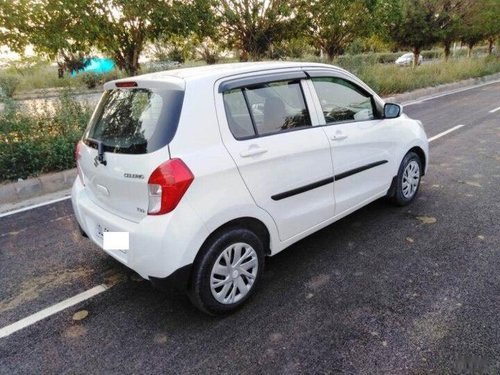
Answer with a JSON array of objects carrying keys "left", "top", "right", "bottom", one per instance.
[
  {"left": 239, "top": 50, "right": 249, "bottom": 62},
  {"left": 412, "top": 47, "right": 421, "bottom": 68},
  {"left": 468, "top": 42, "right": 474, "bottom": 58},
  {"left": 488, "top": 37, "right": 495, "bottom": 55},
  {"left": 444, "top": 41, "right": 451, "bottom": 62},
  {"left": 326, "top": 45, "right": 337, "bottom": 61}
]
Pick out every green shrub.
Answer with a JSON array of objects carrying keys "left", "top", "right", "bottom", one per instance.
[
  {"left": 420, "top": 49, "right": 442, "bottom": 60},
  {"left": 0, "top": 90, "right": 92, "bottom": 181},
  {"left": 0, "top": 75, "right": 20, "bottom": 97},
  {"left": 80, "top": 72, "right": 100, "bottom": 89}
]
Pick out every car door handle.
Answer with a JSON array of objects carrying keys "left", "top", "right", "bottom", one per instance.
[
  {"left": 240, "top": 146, "right": 268, "bottom": 157},
  {"left": 331, "top": 134, "right": 348, "bottom": 141}
]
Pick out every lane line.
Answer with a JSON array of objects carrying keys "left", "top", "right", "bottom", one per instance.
[
  {"left": 0, "top": 284, "right": 109, "bottom": 339},
  {"left": 0, "top": 196, "right": 71, "bottom": 218},
  {"left": 428, "top": 125, "right": 465, "bottom": 142},
  {"left": 489, "top": 106, "right": 500, "bottom": 113},
  {"left": 403, "top": 79, "right": 500, "bottom": 106}
]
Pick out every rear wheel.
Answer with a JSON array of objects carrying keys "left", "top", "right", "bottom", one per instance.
[
  {"left": 188, "top": 227, "right": 265, "bottom": 315},
  {"left": 388, "top": 151, "right": 422, "bottom": 206}
]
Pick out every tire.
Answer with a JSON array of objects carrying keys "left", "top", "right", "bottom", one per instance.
[
  {"left": 188, "top": 227, "right": 265, "bottom": 315},
  {"left": 388, "top": 151, "right": 422, "bottom": 206}
]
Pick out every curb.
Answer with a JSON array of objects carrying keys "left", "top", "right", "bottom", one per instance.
[
  {"left": 1, "top": 72, "right": 499, "bottom": 207},
  {"left": 0, "top": 169, "right": 76, "bottom": 205}
]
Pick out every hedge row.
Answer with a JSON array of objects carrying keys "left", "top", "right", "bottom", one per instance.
[{"left": 0, "top": 91, "right": 92, "bottom": 181}]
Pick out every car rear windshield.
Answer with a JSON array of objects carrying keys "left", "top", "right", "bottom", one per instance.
[{"left": 84, "top": 88, "right": 184, "bottom": 154}]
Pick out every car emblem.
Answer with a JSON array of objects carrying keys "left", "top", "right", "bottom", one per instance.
[{"left": 94, "top": 155, "right": 99, "bottom": 167}]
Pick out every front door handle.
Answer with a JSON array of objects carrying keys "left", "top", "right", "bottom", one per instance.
[{"left": 240, "top": 146, "right": 268, "bottom": 158}]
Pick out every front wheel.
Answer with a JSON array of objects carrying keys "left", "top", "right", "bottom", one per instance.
[
  {"left": 388, "top": 151, "right": 422, "bottom": 206},
  {"left": 188, "top": 227, "right": 265, "bottom": 315}
]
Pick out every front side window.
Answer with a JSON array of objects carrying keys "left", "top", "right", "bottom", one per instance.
[
  {"left": 311, "top": 77, "right": 376, "bottom": 124},
  {"left": 222, "top": 80, "right": 311, "bottom": 139}
]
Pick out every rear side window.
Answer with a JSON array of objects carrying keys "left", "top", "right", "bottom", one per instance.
[
  {"left": 222, "top": 80, "right": 311, "bottom": 139},
  {"left": 85, "top": 88, "right": 184, "bottom": 154},
  {"left": 223, "top": 89, "right": 256, "bottom": 139},
  {"left": 311, "top": 77, "right": 376, "bottom": 123}
]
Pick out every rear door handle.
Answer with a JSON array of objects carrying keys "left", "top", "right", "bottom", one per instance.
[
  {"left": 330, "top": 134, "right": 348, "bottom": 141},
  {"left": 240, "top": 146, "right": 268, "bottom": 157}
]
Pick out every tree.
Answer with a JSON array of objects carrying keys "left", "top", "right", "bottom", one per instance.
[
  {"left": 0, "top": 0, "right": 200, "bottom": 76},
  {"left": 464, "top": 0, "right": 500, "bottom": 55},
  {"left": 390, "top": 0, "right": 441, "bottom": 66},
  {"left": 80, "top": 0, "right": 201, "bottom": 75},
  {"left": 211, "top": 0, "right": 302, "bottom": 61},
  {"left": 435, "top": 0, "right": 473, "bottom": 61},
  {"left": 0, "top": 0, "right": 95, "bottom": 61},
  {"left": 305, "top": 0, "right": 376, "bottom": 60}
]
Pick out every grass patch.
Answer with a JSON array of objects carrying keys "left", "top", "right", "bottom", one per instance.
[{"left": 354, "top": 56, "right": 500, "bottom": 96}]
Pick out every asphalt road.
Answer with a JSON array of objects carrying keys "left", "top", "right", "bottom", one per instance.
[{"left": 1, "top": 82, "right": 499, "bottom": 374}]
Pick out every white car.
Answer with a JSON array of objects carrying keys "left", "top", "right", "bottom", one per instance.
[
  {"left": 395, "top": 53, "right": 423, "bottom": 66},
  {"left": 72, "top": 62, "right": 428, "bottom": 314}
]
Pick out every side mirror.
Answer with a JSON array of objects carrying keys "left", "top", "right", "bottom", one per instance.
[{"left": 384, "top": 103, "right": 402, "bottom": 119}]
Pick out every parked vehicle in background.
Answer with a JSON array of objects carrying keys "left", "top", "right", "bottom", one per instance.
[
  {"left": 72, "top": 62, "right": 428, "bottom": 315},
  {"left": 395, "top": 53, "right": 423, "bottom": 66}
]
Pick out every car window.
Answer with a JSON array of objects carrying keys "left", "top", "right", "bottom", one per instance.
[
  {"left": 222, "top": 80, "right": 312, "bottom": 138},
  {"left": 311, "top": 77, "right": 376, "bottom": 124},
  {"left": 244, "top": 81, "right": 311, "bottom": 136},
  {"left": 223, "top": 89, "right": 256, "bottom": 139},
  {"left": 85, "top": 88, "right": 184, "bottom": 154}
]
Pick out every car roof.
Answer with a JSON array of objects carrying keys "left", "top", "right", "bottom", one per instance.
[{"left": 108, "top": 61, "right": 346, "bottom": 88}]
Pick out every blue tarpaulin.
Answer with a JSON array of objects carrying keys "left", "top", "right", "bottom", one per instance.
[{"left": 71, "top": 58, "right": 115, "bottom": 76}]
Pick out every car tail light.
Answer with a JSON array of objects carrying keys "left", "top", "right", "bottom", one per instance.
[
  {"left": 75, "top": 141, "right": 85, "bottom": 185},
  {"left": 147, "top": 159, "right": 194, "bottom": 215}
]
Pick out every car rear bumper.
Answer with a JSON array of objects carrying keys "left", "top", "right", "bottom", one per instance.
[{"left": 71, "top": 177, "right": 209, "bottom": 280}]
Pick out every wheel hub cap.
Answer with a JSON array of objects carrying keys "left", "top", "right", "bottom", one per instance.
[
  {"left": 402, "top": 160, "right": 420, "bottom": 199},
  {"left": 210, "top": 242, "right": 258, "bottom": 305}
]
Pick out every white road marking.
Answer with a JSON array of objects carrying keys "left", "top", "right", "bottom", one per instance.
[
  {"left": 428, "top": 125, "right": 465, "bottom": 142},
  {"left": 0, "top": 284, "right": 109, "bottom": 339},
  {"left": 0, "top": 196, "right": 71, "bottom": 218},
  {"left": 489, "top": 105, "right": 500, "bottom": 113},
  {"left": 403, "top": 79, "right": 500, "bottom": 106}
]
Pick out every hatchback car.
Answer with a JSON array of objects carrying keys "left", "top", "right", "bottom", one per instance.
[
  {"left": 72, "top": 62, "right": 428, "bottom": 314},
  {"left": 395, "top": 53, "right": 423, "bottom": 66}
]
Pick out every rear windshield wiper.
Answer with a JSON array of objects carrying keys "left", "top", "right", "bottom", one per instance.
[{"left": 86, "top": 138, "right": 107, "bottom": 166}]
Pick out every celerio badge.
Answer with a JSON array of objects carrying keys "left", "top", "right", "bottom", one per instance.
[{"left": 124, "top": 173, "right": 145, "bottom": 179}]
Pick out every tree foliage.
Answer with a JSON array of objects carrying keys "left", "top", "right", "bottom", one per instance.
[
  {"left": 0, "top": 0, "right": 200, "bottom": 75},
  {"left": 211, "top": 0, "right": 302, "bottom": 61},
  {"left": 0, "top": 0, "right": 498, "bottom": 74},
  {"left": 304, "top": 0, "right": 377, "bottom": 60},
  {"left": 389, "top": 0, "right": 441, "bottom": 66},
  {"left": 460, "top": 0, "right": 500, "bottom": 55},
  {"left": 435, "top": 0, "right": 473, "bottom": 60}
]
